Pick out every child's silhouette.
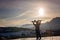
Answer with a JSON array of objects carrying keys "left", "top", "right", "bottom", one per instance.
[{"left": 32, "top": 20, "right": 41, "bottom": 40}]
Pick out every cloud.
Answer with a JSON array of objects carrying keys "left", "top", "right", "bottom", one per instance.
[{"left": 0, "top": 0, "right": 60, "bottom": 27}]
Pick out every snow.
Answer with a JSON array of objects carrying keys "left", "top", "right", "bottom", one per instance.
[{"left": 12, "top": 36, "right": 60, "bottom": 40}]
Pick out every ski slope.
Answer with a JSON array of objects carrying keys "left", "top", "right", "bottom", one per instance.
[{"left": 12, "top": 36, "right": 60, "bottom": 40}]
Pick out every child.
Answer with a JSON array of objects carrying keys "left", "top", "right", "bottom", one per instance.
[{"left": 32, "top": 20, "right": 41, "bottom": 40}]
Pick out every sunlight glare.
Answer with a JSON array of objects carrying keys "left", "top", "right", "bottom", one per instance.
[{"left": 38, "top": 8, "right": 44, "bottom": 16}]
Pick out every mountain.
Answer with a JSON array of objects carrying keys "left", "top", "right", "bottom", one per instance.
[
  {"left": 40, "top": 17, "right": 60, "bottom": 31},
  {"left": 20, "top": 23, "right": 48, "bottom": 31},
  {"left": 20, "top": 17, "right": 60, "bottom": 31},
  {"left": 48, "top": 17, "right": 60, "bottom": 30},
  {"left": 20, "top": 24, "right": 34, "bottom": 29}
]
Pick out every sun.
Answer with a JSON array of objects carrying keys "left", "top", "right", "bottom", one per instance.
[{"left": 38, "top": 8, "right": 44, "bottom": 16}]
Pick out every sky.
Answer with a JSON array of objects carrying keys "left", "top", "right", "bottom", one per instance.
[{"left": 0, "top": 0, "right": 60, "bottom": 27}]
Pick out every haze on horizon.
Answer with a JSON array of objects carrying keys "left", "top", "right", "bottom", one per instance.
[{"left": 0, "top": 0, "right": 60, "bottom": 27}]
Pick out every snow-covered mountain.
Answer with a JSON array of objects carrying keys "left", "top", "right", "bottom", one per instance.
[
  {"left": 20, "top": 24, "right": 34, "bottom": 29},
  {"left": 20, "top": 23, "right": 48, "bottom": 30},
  {"left": 48, "top": 17, "right": 60, "bottom": 30},
  {"left": 20, "top": 17, "right": 60, "bottom": 31}
]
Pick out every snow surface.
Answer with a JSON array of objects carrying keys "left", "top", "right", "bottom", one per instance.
[{"left": 12, "top": 36, "right": 60, "bottom": 40}]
